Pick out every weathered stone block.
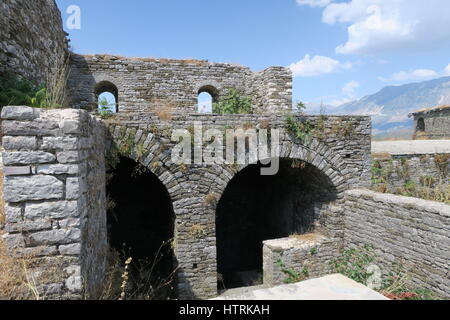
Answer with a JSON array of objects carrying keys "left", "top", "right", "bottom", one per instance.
[
  {"left": 5, "top": 220, "right": 52, "bottom": 233},
  {"left": 25, "top": 201, "right": 79, "bottom": 220},
  {"left": 1, "top": 106, "right": 38, "bottom": 120},
  {"left": 4, "top": 166, "right": 32, "bottom": 176},
  {"left": 4, "top": 175, "right": 64, "bottom": 202},
  {"left": 36, "top": 164, "right": 79, "bottom": 175},
  {"left": 3, "top": 136, "right": 38, "bottom": 150},
  {"left": 56, "top": 151, "right": 80, "bottom": 164},
  {"left": 66, "top": 177, "right": 82, "bottom": 200},
  {"left": 41, "top": 137, "right": 79, "bottom": 151},
  {"left": 29, "top": 228, "right": 81, "bottom": 246},
  {"left": 60, "top": 120, "right": 80, "bottom": 134},
  {"left": 2, "top": 120, "right": 60, "bottom": 136},
  {"left": 4, "top": 205, "right": 22, "bottom": 223},
  {"left": 2, "top": 152, "right": 56, "bottom": 165},
  {"left": 59, "top": 243, "right": 81, "bottom": 255}
]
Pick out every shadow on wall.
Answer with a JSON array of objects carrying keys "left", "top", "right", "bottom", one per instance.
[{"left": 215, "top": 158, "right": 338, "bottom": 290}]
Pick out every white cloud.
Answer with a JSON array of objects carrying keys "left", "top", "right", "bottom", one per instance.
[
  {"left": 342, "top": 80, "right": 360, "bottom": 96},
  {"left": 316, "top": 0, "right": 450, "bottom": 55},
  {"left": 445, "top": 64, "right": 450, "bottom": 76},
  {"left": 379, "top": 69, "right": 439, "bottom": 82},
  {"left": 289, "top": 54, "right": 352, "bottom": 77},
  {"left": 328, "top": 98, "right": 353, "bottom": 107},
  {"left": 296, "top": 0, "right": 331, "bottom": 8}
]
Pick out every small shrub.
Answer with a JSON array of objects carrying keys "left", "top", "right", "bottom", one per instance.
[
  {"left": 212, "top": 89, "right": 252, "bottom": 114},
  {"left": 276, "top": 260, "right": 309, "bottom": 284},
  {"left": 189, "top": 225, "right": 207, "bottom": 239},
  {"left": 434, "top": 154, "right": 450, "bottom": 178},
  {"left": 285, "top": 114, "right": 313, "bottom": 144},
  {"left": 330, "top": 245, "right": 375, "bottom": 285}
]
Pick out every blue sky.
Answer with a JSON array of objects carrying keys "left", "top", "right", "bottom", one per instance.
[{"left": 56, "top": 0, "right": 450, "bottom": 110}]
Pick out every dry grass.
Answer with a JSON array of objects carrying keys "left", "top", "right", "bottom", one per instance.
[
  {"left": 372, "top": 152, "right": 392, "bottom": 160},
  {"left": 82, "top": 54, "right": 208, "bottom": 65},
  {"left": 289, "top": 233, "right": 321, "bottom": 242}
]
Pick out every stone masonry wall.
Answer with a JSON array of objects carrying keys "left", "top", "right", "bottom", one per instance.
[
  {"left": 0, "top": 106, "right": 107, "bottom": 299},
  {"left": 263, "top": 233, "right": 339, "bottom": 287},
  {"left": 0, "top": 0, "right": 68, "bottom": 82},
  {"left": 67, "top": 54, "right": 292, "bottom": 114},
  {"left": 413, "top": 108, "right": 450, "bottom": 140},
  {"left": 372, "top": 153, "right": 450, "bottom": 193},
  {"left": 343, "top": 189, "right": 450, "bottom": 298},
  {"left": 106, "top": 112, "right": 371, "bottom": 299}
]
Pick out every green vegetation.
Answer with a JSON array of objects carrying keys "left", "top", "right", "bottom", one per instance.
[
  {"left": 330, "top": 246, "right": 438, "bottom": 300},
  {"left": 285, "top": 114, "right": 313, "bottom": 144},
  {"left": 212, "top": 89, "right": 252, "bottom": 114},
  {"left": 276, "top": 260, "right": 309, "bottom": 284},
  {"left": 98, "top": 97, "right": 114, "bottom": 119},
  {"left": 330, "top": 245, "right": 375, "bottom": 285},
  {"left": 0, "top": 72, "right": 43, "bottom": 108}
]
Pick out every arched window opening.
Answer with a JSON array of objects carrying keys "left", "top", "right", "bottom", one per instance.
[
  {"left": 417, "top": 118, "right": 425, "bottom": 132},
  {"left": 95, "top": 81, "right": 119, "bottom": 113},
  {"left": 198, "top": 85, "right": 219, "bottom": 113},
  {"left": 106, "top": 156, "right": 176, "bottom": 300},
  {"left": 215, "top": 159, "right": 337, "bottom": 291},
  {"left": 198, "top": 92, "right": 213, "bottom": 113}
]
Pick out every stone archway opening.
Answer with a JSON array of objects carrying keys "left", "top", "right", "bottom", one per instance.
[
  {"left": 106, "top": 156, "right": 176, "bottom": 299},
  {"left": 215, "top": 158, "right": 338, "bottom": 291},
  {"left": 95, "top": 81, "right": 119, "bottom": 113}
]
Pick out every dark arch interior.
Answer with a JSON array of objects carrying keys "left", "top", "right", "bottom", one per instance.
[
  {"left": 107, "top": 156, "right": 175, "bottom": 299},
  {"left": 417, "top": 118, "right": 425, "bottom": 132},
  {"left": 95, "top": 81, "right": 119, "bottom": 112},
  {"left": 198, "top": 85, "right": 219, "bottom": 103},
  {"left": 216, "top": 159, "right": 337, "bottom": 290}
]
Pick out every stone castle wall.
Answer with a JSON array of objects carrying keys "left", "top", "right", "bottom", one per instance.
[
  {"left": 1, "top": 106, "right": 107, "bottom": 299},
  {"left": 343, "top": 189, "right": 450, "bottom": 298},
  {"left": 373, "top": 154, "right": 450, "bottom": 191},
  {"left": 0, "top": 0, "right": 68, "bottom": 82},
  {"left": 412, "top": 108, "right": 450, "bottom": 140},
  {"left": 67, "top": 54, "right": 292, "bottom": 114}
]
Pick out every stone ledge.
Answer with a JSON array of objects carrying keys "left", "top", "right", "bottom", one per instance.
[{"left": 345, "top": 189, "right": 450, "bottom": 217}]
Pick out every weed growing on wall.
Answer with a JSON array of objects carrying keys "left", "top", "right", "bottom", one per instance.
[
  {"left": 276, "top": 260, "right": 309, "bottom": 284},
  {"left": 212, "top": 89, "right": 253, "bottom": 114},
  {"left": 285, "top": 114, "right": 313, "bottom": 144}
]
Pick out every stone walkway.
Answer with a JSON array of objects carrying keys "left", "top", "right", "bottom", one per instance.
[
  {"left": 212, "top": 274, "right": 388, "bottom": 300},
  {"left": 372, "top": 140, "right": 450, "bottom": 155}
]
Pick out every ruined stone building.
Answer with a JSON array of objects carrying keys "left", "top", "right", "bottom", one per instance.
[
  {"left": 0, "top": 0, "right": 449, "bottom": 300},
  {"left": 410, "top": 105, "right": 450, "bottom": 140}
]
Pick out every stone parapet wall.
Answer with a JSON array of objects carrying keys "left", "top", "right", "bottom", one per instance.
[
  {"left": 263, "top": 233, "right": 339, "bottom": 287},
  {"left": 372, "top": 153, "right": 450, "bottom": 191},
  {"left": 0, "top": 0, "right": 68, "bottom": 82},
  {"left": 343, "top": 189, "right": 450, "bottom": 298},
  {"left": 0, "top": 106, "right": 107, "bottom": 299},
  {"left": 67, "top": 54, "right": 292, "bottom": 114}
]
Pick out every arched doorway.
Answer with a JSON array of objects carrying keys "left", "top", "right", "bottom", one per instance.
[
  {"left": 106, "top": 156, "right": 176, "bottom": 299},
  {"left": 215, "top": 158, "right": 337, "bottom": 290}
]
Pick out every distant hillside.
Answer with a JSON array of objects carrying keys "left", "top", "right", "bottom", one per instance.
[{"left": 307, "top": 76, "right": 450, "bottom": 138}]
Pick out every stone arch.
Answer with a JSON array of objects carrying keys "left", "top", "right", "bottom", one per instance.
[
  {"left": 207, "top": 138, "right": 347, "bottom": 198},
  {"left": 417, "top": 117, "right": 425, "bottom": 132},
  {"left": 198, "top": 85, "right": 220, "bottom": 104},
  {"left": 210, "top": 138, "right": 346, "bottom": 290},
  {"left": 94, "top": 80, "right": 119, "bottom": 112},
  {"left": 105, "top": 124, "right": 186, "bottom": 298}
]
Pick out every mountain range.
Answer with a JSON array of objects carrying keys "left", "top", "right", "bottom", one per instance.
[{"left": 306, "top": 76, "right": 450, "bottom": 138}]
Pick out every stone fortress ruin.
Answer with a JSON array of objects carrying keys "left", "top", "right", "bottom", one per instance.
[{"left": 0, "top": 0, "right": 449, "bottom": 300}]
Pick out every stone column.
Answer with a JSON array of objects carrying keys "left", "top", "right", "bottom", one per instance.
[{"left": 1, "top": 106, "right": 107, "bottom": 299}]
